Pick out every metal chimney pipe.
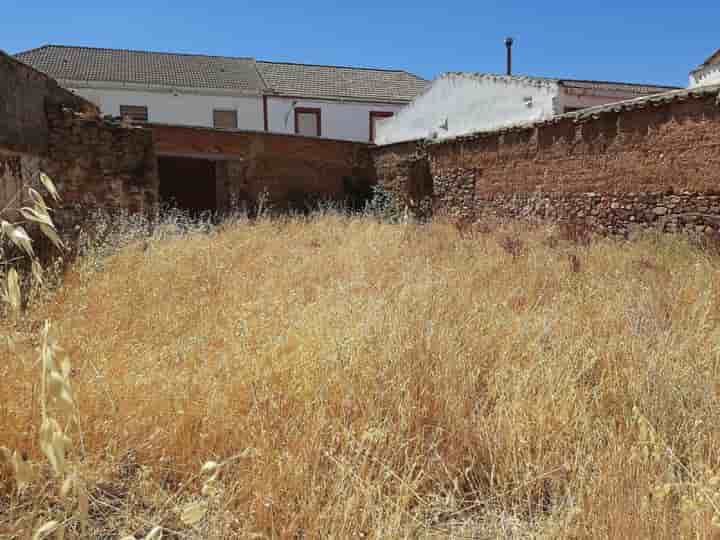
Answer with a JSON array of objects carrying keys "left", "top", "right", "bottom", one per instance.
[{"left": 505, "top": 37, "right": 514, "bottom": 76}]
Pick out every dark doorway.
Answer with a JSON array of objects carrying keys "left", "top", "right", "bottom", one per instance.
[{"left": 158, "top": 156, "right": 217, "bottom": 216}]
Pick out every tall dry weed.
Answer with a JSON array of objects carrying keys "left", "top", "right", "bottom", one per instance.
[{"left": 2, "top": 214, "right": 720, "bottom": 538}]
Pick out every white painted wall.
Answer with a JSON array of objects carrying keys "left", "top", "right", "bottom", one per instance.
[
  {"left": 266, "top": 96, "right": 404, "bottom": 142},
  {"left": 66, "top": 86, "right": 265, "bottom": 130},
  {"left": 375, "top": 74, "right": 560, "bottom": 145},
  {"left": 689, "top": 65, "right": 720, "bottom": 87}
]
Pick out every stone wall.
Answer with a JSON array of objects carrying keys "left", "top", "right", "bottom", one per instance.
[
  {"left": 372, "top": 85, "right": 720, "bottom": 234},
  {"left": 0, "top": 52, "right": 157, "bottom": 232},
  {"left": 43, "top": 107, "right": 158, "bottom": 229},
  {"left": 151, "top": 124, "right": 375, "bottom": 210},
  {"left": 0, "top": 150, "right": 40, "bottom": 214},
  {"left": 0, "top": 51, "right": 96, "bottom": 154}
]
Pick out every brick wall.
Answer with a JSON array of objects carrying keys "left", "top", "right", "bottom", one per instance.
[
  {"left": 372, "top": 86, "right": 720, "bottom": 234},
  {"left": 151, "top": 124, "right": 375, "bottom": 210}
]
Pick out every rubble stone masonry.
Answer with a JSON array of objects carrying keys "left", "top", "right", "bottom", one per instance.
[
  {"left": 373, "top": 86, "right": 720, "bottom": 235},
  {"left": 1, "top": 51, "right": 156, "bottom": 230}
]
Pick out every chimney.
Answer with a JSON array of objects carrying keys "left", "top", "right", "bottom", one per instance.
[{"left": 505, "top": 37, "right": 514, "bottom": 76}]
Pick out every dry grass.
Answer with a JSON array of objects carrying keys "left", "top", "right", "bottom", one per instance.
[{"left": 3, "top": 213, "right": 720, "bottom": 539}]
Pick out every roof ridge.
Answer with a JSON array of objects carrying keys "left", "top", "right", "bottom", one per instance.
[
  {"left": 559, "top": 77, "right": 681, "bottom": 89},
  {"left": 23, "top": 44, "right": 255, "bottom": 62},
  {"left": 435, "top": 71, "right": 679, "bottom": 89},
  {"left": 13, "top": 44, "right": 53, "bottom": 57},
  {"left": 257, "top": 59, "right": 422, "bottom": 77}
]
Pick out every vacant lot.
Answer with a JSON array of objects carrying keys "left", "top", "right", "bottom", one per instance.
[{"left": 3, "top": 214, "right": 720, "bottom": 539}]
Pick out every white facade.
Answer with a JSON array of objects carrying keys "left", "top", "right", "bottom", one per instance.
[
  {"left": 265, "top": 96, "right": 404, "bottom": 141},
  {"left": 65, "top": 82, "right": 265, "bottom": 130},
  {"left": 63, "top": 83, "right": 408, "bottom": 141},
  {"left": 375, "top": 73, "right": 560, "bottom": 145},
  {"left": 689, "top": 57, "right": 720, "bottom": 88}
]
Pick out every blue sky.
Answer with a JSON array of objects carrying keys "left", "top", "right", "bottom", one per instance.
[{"left": 3, "top": 1, "right": 718, "bottom": 87}]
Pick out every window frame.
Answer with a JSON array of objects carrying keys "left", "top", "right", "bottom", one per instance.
[
  {"left": 294, "top": 107, "right": 322, "bottom": 137},
  {"left": 119, "top": 104, "right": 149, "bottom": 123},
  {"left": 369, "top": 111, "right": 394, "bottom": 142},
  {"left": 212, "top": 108, "right": 239, "bottom": 130}
]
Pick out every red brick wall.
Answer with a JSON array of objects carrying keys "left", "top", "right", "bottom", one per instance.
[
  {"left": 151, "top": 124, "right": 375, "bottom": 209},
  {"left": 372, "top": 89, "right": 720, "bottom": 234}
]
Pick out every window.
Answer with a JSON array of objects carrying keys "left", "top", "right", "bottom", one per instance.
[
  {"left": 213, "top": 109, "right": 238, "bottom": 129},
  {"left": 369, "top": 111, "right": 394, "bottom": 142},
  {"left": 119, "top": 105, "right": 148, "bottom": 123},
  {"left": 563, "top": 106, "right": 584, "bottom": 114},
  {"left": 294, "top": 107, "right": 321, "bottom": 137}
]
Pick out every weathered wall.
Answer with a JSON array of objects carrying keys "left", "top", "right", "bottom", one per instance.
[
  {"left": 0, "top": 52, "right": 96, "bottom": 154},
  {"left": 1, "top": 52, "right": 158, "bottom": 232},
  {"left": 0, "top": 150, "right": 41, "bottom": 214},
  {"left": 43, "top": 107, "right": 158, "bottom": 229},
  {"left": 151, "top": 124, "right": 375, "bottom": 210},
  {"left": 373, "top": 86, "right": 720, "bottom": 234}
]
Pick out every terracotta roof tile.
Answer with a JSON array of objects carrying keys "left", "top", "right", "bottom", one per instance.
[
  {"left": 15, "top": 45, "right": 268, "bottom": 92},
  {"left": 257, "top": 61, "right": 428, "bottom": 103},
  {"left": 14, "top": 45, "right": 429, "bottom": 103}
]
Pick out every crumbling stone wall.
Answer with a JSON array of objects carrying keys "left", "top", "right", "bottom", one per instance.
[
  {"left": 0, "top": 51, "right": 96, "bottom": 154},
  {"left": 0, "top": 150, "right": 40, "bottom": 214},
  {"left": 373, "top": 86, "right": 720, "bottom": 235},
  {"left": 43, "top": 107, "right": 158, "bottom": 229},
  {"left": 1, "top": 52, "right": 157, "bottom": 232}
]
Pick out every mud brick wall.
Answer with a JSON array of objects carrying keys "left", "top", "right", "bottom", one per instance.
[
  {"left": 372, "top": 87, "right": 720, "bottom": 234},
  {"left": 151, "top": 124, "right": 375, "bottom": 210}
]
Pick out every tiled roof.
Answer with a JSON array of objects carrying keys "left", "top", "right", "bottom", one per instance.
[
  {"left": 257, "top": 61, "right": 428, "bottom": 103},
  {"left": 14, "top": 45, "right": 267, "bottom": 92},
  {"left": 13, "top": 45, "right": 428, "bottom": 103},
  {"left": 559, "top": 79, "right": 680, "bottom": 96},
  {"left": 434, "top": 72, "right": 678, "bottom": 96}
]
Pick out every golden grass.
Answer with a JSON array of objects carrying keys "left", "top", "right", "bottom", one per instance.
[{"left": 3, "top": 214, "right": 720, "bottom": 538}]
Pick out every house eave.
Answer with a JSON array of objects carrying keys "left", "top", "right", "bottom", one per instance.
[
  {"left": 56, "top": 78, "right": 264, "bottom": 97},
  {"left": 264, "top": 92, "right": 414, "bottom": 105}
]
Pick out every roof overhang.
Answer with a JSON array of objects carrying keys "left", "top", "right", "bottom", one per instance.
[
  {"left": 56, "top": 78, "right": 263, "bottom": 97},
  {"left": 263, "top": 92, "right": 413, "bottom": 105}
]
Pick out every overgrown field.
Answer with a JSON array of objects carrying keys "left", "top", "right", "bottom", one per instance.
[{"left": 3, "top": 214, "right": 720, "bottom": 539}]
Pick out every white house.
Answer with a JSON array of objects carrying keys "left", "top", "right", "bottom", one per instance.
[
  {"left": 689, "top": 48, "right": 720, "bottom": 88},
  {"left": 375, "top": 72, "right": 678, "bottom": 145},
  {"left": 14, "top": 45, "right": 428, "bottom": 142}
]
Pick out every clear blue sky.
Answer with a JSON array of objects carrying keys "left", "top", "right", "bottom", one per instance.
[{"left": 3, "top": 1, "right": 718, "bottom": 87}]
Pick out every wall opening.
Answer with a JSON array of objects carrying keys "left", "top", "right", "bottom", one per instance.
[{"left": 158, "top": 156, "right": 217, "bottom": 216}]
